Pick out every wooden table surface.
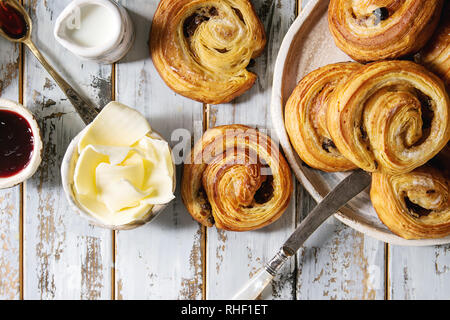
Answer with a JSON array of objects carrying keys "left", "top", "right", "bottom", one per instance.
[{"left": 0, "top": 0, "right": 449, "bottom": 300}]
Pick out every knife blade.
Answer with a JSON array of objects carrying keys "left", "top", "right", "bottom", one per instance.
[{"left": 232, "top": 169, "right": 372, "bottom": 300}]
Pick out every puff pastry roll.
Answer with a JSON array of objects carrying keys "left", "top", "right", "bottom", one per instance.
[
  {"left": 150, "top": 0, "right": 266, "bottom": 104},
  {"left": 327, "top": 60, "right": 450, "bottom": 175},
  {"left": 181, "top": 125, "right": 293, "bottom": 231},
  {"left": 418, "top": 4, "right": 450, "bottom": 88},
  {"left": 328, "top": 0, "right": 444, "bottom": 62},
  {"left": 371, "top": 164, "right": 450, "bottom": 240},
  {"left": 285, "top": 62, "right": 360, "bottom": 172}
]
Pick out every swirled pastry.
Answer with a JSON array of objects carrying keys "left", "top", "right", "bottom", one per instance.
[
  {"left": 150, "top": 0, "right": 266, "bottom": 104},
  {"left": 181, "top": 125, "right": 293, "bottom": 231},
  {"left": 418, "top": 4, "right": 450, "bottom": 88},
  {"left": 371, "top": 164, "right": 450, "bottom": 240},
  {"left": 327, "top": 60, "right": 450, "bottom": 175},
  {"left": 285, "top": 62, "right": 360, "bottom": 172},
  {"left": 328, "top": 0, "right": 444, "bottom": 62}
]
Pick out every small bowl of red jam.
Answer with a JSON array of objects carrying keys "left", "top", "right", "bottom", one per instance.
[{"left": 0, "top": 99, "right": 42, "bottom": 189}]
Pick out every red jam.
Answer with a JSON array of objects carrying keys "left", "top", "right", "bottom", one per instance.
[
  {"left": 0, "top": 109, "right": 34, "bottom": 178},
  {"left": 0, "top": 2, "right": 28, "bottom": 39}
]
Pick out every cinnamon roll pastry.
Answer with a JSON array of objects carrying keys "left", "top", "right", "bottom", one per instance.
[
  {"left": 285, "top": 62, "right": 360, "bottom": 172},
  {"left": 328, "top": 0, "right": 444, "bottom": 62},
  {"left": 418, "top": 4, "right": 450, "bottom": 88},
  {"left": 150, "top": 0, "right": 266, "bottom": 104},
  {"left": 327, "top": 60, "right": 450, "bottom": 175},
  {"left": 371, "top": 164, "right": 450, "bottom": 240},
  {"left": 181, "top": 125, "right": 293, "bottom": 231}
]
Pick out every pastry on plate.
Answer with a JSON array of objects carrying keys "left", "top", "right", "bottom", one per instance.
[
  {"left": 327, "top": 60, "right": 450, "bottom": 175},
  {"left": 371, "top": 155, "right": 450, "bottom": 240},
  {"left": 181, "top": 125, "right": 293, "bottom": 231},
  {"left": 417, "top": 3, "right": 450, "bottom": 88},
  {"left": 285, "top": 62, "right": 360, "bottom": 172},
  {"left": 150, "top": 0, "right": 266, "bottom": 104},
  {"left": 328, "top": 0, "right": 444, "bottom": 62}
]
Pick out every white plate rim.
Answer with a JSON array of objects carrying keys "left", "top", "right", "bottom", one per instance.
[{"left": 270, "top": 0, "right": 450, "bottom": 247}]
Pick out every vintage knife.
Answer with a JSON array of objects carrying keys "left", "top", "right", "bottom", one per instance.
[{"left": 232, "top": 169, "right": 372, "bottom": 300}]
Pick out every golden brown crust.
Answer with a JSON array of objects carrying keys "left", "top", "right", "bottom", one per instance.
[
  {"left": 371, "top": 162, "right": 450, "bottom": 240},
  {"left": 327, "top": 60, "right": 450, "bottom": 175},
  {"left": 418, "top": 3, "right": 450, "bottom": 88},
  {"left": 328, "top": 0, "right": 443, "bottom": 62},
  {"left": 181, "top": 125, "right": 293, "bottom": 231},
  {"left": 150, "top": 0, "right": 266, "bottom": 105},
  {"left": 285, "top": 62, "right": 360, "bottom": 172}
]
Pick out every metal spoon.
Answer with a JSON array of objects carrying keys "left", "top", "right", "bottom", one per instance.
[{"left": 0, "top": 0, "right": 98, "bottom": 125}]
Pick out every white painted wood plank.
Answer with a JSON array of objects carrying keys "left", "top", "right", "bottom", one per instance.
[
  {"left": 301, "top": 0, "right": 312, "bottom": 10},
  {"left": 23, "top": 0, "right": 112, "bottom": 299},
  {"left": 114, "top": 0, "right": 204, "bottom": 300},
  {"left": 294, "top": 0, "right": 385, "bottom": 300},
  {"left": 295, "top": 187, "right": 386, "bottom": 299},
  {"left": 0, "top": 37, "right": 21, "bottom": 300},
  {"left": 389, "top": 245, "right": 450, "bottom": 299},
  {"left": 206, "top": 0, "right": 298, "bottom": 300}
]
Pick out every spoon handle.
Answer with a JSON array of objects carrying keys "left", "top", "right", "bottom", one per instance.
[{"left": 24, "top": 39, "right": 99, "bottom": 125}]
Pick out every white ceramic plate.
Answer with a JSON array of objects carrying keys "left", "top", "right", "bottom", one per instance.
[{"left": 270, "top": 0, "right": 450, "bottom": 246}]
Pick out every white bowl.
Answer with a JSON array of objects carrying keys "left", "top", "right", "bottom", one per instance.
[
  {"left": 0, "top": 99, "right": 43, "bottom": 189},
  {"left": 61, "top": 127, "right": 176, "bottom": 230}
]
